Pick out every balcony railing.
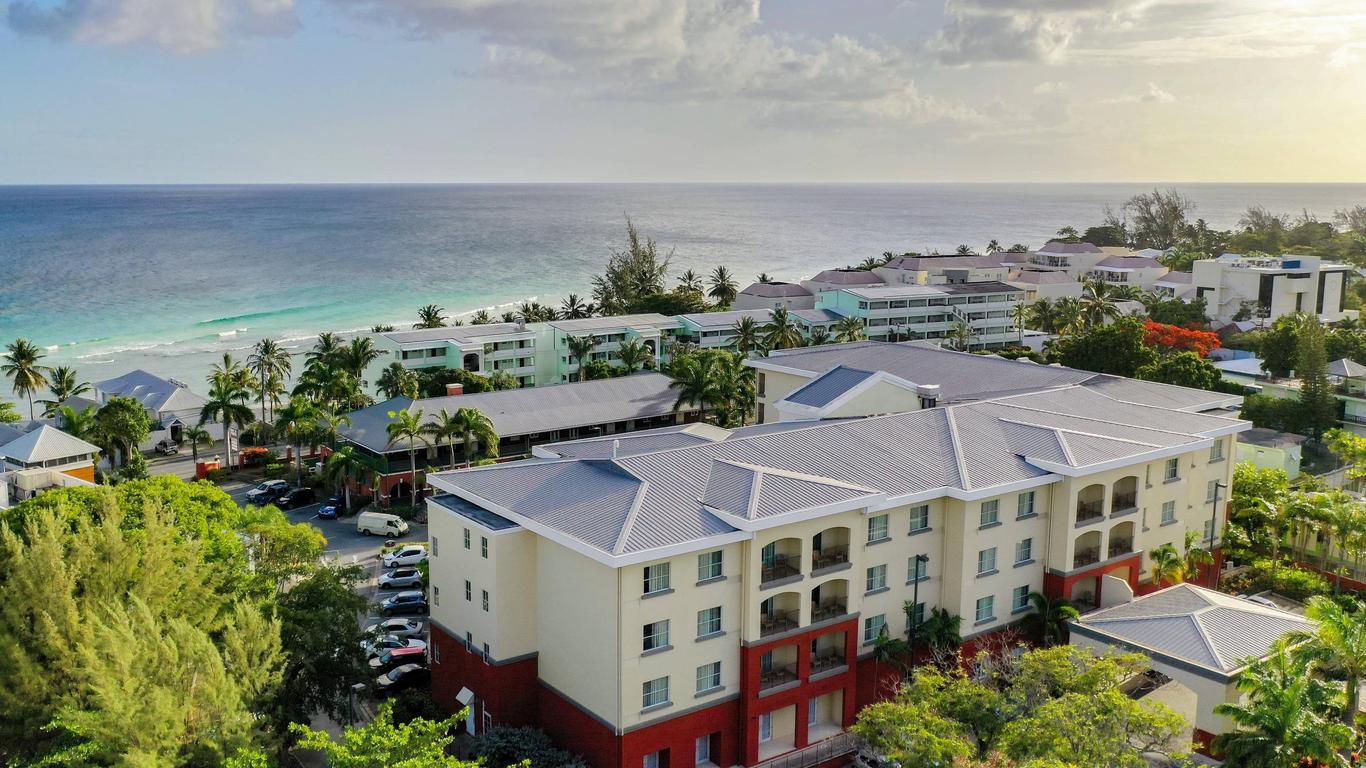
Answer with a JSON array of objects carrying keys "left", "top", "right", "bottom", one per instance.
[
  {"left": 761, "top": 557, "right": 801, "bottom": 586},
  {"left": 760, "top": 610, "right": 800, "bottom": 638},
  {"left": 810, "top": 651, "right": 846, "bottom": 675},
  {"left": 1074, "top": 547, "right": 1101, "bottom": 569},
  {"left": 753, "top": 733, "right": 857, "bottom": 768},
  {"left": 811, "top": 546, "right": 848, "bottom": 572},
  {"left": 759, "top": 665, "right": 799, "bottom": 691},
  {"left": 1108, "top": 539, "right": 1133, "bottom": 558},
  {"left": 810, "top": 598, "right": 848, "bottom": 623},
  {"left": 1111, "top": 493, "right": 1137, "bottom": 512},
  {"left": 1076, "top": 500, "right": 1104, "bottom": 524}
]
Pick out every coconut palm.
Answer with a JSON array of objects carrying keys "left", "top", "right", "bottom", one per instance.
[
  {"left": 414, "top": 304, "right": 448, "bottom": 329},
  {"left": 338, "top": 336, "right": 385, "bottom": 386},
  {"left": 986, "top": 239, "right": 1002, "bottom": 254},
  {"left": 39, "top": 365, "right": 91, "bottom": 417},
  {"left": 1108, "top": 283, "right": 1143, "bottom": 302},
  {"left": 761, "top": 307, "right": 802, "bottom": 351},
  {"left": 322, "top": 444, "right": 369, "bottom": 512},
  {"left": 1214, "top": 645, "right": 1352, "bottom": 766},
  {"left": 1315, "top": 492, "right": 1363, "bottom": 587},
  {"left": 471, "top": 309, "right": 493, "bottom": 325},
  {"left": 755, "top": 272, "right": 774, "bottom": 284},
  {"left": 1181, "top": 529, "right": 1215, "bottom": 584},
  {"left": 317, "top": 407, "right": 353, "bottom": 449},
  {"left": 833, "top": 315, "right": 866, "bottom": 344},
  {"left": 55, "top": 404, "right": 100, "bottom": 443},
  {"left": 248, "top": 338, "right": 293, "bottom": 425},
  {"left": 376, "top": 361, "right": 418, "bottom": 400},
  {"left": 1020, "top": 592, "right": 1080, "bottom": 646},
  {"left": 856, "top": 256, "right": 881, "bottom": 271},
  {"left": 706, "top": 352, "right": 755, "bottom": 427},
  {"left": 370, "top": 324, "right": 396, "bottom": 333},
  {"left": 806, "top": 327, "right": 832, "bottom": 346},
  {"left": 1079, "top": 279, "right": 1122, "bottom": 328},
  {"left": 1291, "top": 596, "right": 1366, "bottom": 731},
  {"left": 668, "top": 353, "right": 714, "bottom": 419},
  {"left": 566, "top": 335, "right": 597, "bottom": 382},
  {"left": 708, "top": 266, "right": 738, "bottom": 307},
  {"left": 306, "top": 332, "right": 344, "bottom": 370},
  {"left": 678, "top": 269, "right": 703, "bottom": 293},
  {"left": 560, "top": 294, "right": 592, "bottom": 320},
  {"left": 1010, "top": 302, "right": 1029, "bottom": 345},
  {"left": 386, "top": 408, "right": 430, "bottom": 506},
  {"left": 948, "top": 320, "right": 973, "bottom": 351},
  {"left": 2, "top": 338, "right": 50, "bottom": 420},
  {"left": 1052, "top": 296, "right": 1087, "bottom": 335},
  {"left": 182, "top": 425, "right": 213, "bottom": 466},
  {"left": 729, "top": 316, "right": 762, "bottom": 356},
  {"left": 426, "top": 408, "right": 463, "bottom": 469},
  {"left": 200, "top": 377, "right": 254, "bottom": 468},
  {"left": 274, "top": 397, "right": 320, "bottom": 485},
  {"left": 616, "top": 338, "right": 652, "bottom": 373},
  {"left": 1149, "top": 543, "right": 1184, "bottom": 586},
  {"left": 449, "top": 407, "right": 498, "bottom": 468}
]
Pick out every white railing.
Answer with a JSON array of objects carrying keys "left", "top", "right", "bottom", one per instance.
[{"left": 754, "top": 733, "right": 858, "bottom": 768}]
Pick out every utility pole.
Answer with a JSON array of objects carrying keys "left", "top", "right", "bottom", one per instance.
[
  {"left": 1209, "top": 481, "right": 1227, "bottom": 589},
  {"left": 909, "top": 553, "right": 930, "bottom": 662}
]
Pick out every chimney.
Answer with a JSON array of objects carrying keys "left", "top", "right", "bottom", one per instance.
[
  {"left": 612, "top": 439, "right": 621, "bottom": 459},
  {"left": 916, "top": 383, "right": 941, "bottom": 409},
  {"left": 445, "top": 383, "right": 464, "bottom": 397}
]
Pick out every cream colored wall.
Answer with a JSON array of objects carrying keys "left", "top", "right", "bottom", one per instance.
[
  {"left": 1070, "top": 634, "right": 1237, "bottom": 735},
  {"left": 619, "top": 543, "right": 745, "bottom": 730},
  {"left": 947, "top": 489, "right": 1052, "bottom": 638},
  {"left": 536, "top": 538, "right": 622, "bottom": 725},
  {"left": 758, "top": 369, "right": 817, "bottom": 422},
  {"left": 825, "top": 381, "right": 921, "bottom": 419}
]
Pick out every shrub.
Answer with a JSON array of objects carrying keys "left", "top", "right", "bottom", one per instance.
[
  {"left": 388, "top": 689, "right": 446, "bottom": 725},
  {"left": 1224, "top": 558, "right": 1332, "bottom": 601},
  {"left": 475, "top": 726, "right": 589, "bottom": 768},
  {"left": 204, "top": 468, "right": 230, "bottom": 483},
  {"left": 264, "top": 462, "right": 289, "bottom": 479}
]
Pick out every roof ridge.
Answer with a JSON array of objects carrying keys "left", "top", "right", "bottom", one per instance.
[
  {"left": 982, "top": 396, "right": 1220, "bottom": 438},
  {"left": 1189, "top": 609, "right": 1232, "bottom": 671},
  {"left": 717, "top": 458, "right": 880, "bottom": 493},
  {"left": 943, "top": 408, "right": 971, "bottom": 490},
  {"left": 611, "top": 479, "right": 652, "bottom": 556}
]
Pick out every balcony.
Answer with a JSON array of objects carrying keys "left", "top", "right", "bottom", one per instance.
[
  {"left": 810, "top": 651, "right": 846, "bottom": 675},
  {"left": 761, "top": 558, "right": 801, "bottom": 587},
  {"left": 810, "top": 597, "right": 848, "bottom": 623},
  {"left": 759, "top": 664, "right": 799, "bottom": 691},
  {"left": 1074, "top": 547, "right": 1101, "bottom": 569},
  {"left": 1076, "top": 500, "right": 1104, "bottom": 525},
  {"left": 760, "top": 609, "right": 800, "bottom": 638},
  {"left": 1108, "top": 538, "right": 1134, "bottom": 559},
  {"left": 811, "top": 546, "right": 849, "bottom": 574},
  {"left": 1111, "top": 493, "right": 1137, "bottom": 513}
]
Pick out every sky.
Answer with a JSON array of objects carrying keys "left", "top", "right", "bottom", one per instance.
[{"left": 2, "top": 0, "right": 1365, "bottom": 183}]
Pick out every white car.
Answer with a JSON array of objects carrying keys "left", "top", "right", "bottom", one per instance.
[
  {"left": 364, "top": 617, "right": 425, "bottom": 638},
  {"left": 363, "top": 633, "right": 428, "bottom": 658},
  {"left": 382, "top": 545, "right": 428, "bottom": 568},
  {"left": 378, "top": 567, "right": 424, "bottom": 590}
]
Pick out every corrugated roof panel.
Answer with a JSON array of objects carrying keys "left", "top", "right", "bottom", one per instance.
[
  {"left": 700, "top": 461, "right": 757, "bottom": 514},
  {"left": 783, "top": 366, "right": 876, "bottom": 407},
  {"left": 751, "top": 473, "right": 876, "bottom": 519}
]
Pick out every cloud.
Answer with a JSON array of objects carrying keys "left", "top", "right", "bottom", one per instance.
[
  {"left": 6, "top": 0, "right": 298, "bottom": 51},
  {"left": 1329, "top": 42, "right": 1366, "bottom": 67},
  {"left": 1101, "top": 81, "right": 1175, "bottom": 104},
  {"left": 1032, "top": 80, "right": 1068, "bottom": 94}
]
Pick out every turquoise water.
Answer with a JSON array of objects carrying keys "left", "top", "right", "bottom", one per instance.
[{"left": 2, "top": 183, "right": 1363, "bottom": 393}]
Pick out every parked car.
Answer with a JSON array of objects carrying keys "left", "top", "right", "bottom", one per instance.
[
  {"left": 364, "top": 617, "right": 425, "bottom": 638},
  {"left": 154, "top": 438, "right": 180, "bottom": 455},
  {"left": 379, "top": 590, "right": 429, "bottom": 616},
  {"left": 378, "top": 567, "right": 424, "bottom": 590},
  {"left": 382, "top": 545, "right": 428, "bottom": 568},
  {"left": 368, "top": 645, "right": 427, "bottom": 672},
  {"left": 374, "top": 663, "right": 430, "bottom": 696},
  {"left": 358, "top": 510, "right": 409, "bottom": 537},
  {"left": 363, "top": 634, "right": 428, "bottom": 658},
  {"left": 317, "top": 496, "right": 344, "bottom": 519},
  {"left": 277, "top": 487, "right": 316, "bottom": 509},
  {"left": 245, "top": 480, "right": 291, "bottom": 505}
]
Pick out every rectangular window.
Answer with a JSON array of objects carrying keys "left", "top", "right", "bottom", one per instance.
[
  {"left": 465, "top": 631, "right": 472, "bottom": 650},
  {"left": 975, "top": 596, "right": 995, "bottom": 623},
  {"left": 695, "top": 661, "right": 721, "bottom": 693},
  {"left": 980, "top": 500, "right": 1000, "bottom": 527},
  {"left": 464, "top": 529, "right": 471, "bottom": 549},
  {"left": 697, "top": 550, "right": 723, "bottom": 582},
  {"left": 695, "top": 736, "right": 712, "bottom": 765},
  {"left": 481, "top": 536, "right": 489, "bottom": 558},
  {"left": 977, "top": 547, "right": 997, "bottom": 575},
  {"left": 482, "top": 642, "right": 490, "bottom": 662},
  {"left": 644, "top": 563, "right": 671, "bottom": 595},
  {"left": 909, "top": 601, "right": 926, "bottom": 627},
  {"left": 1205, "top": 517, "right": 1217, "bottom": 543},
  {"left": 759, "top": 713, "right": 773, "bottom": 743},
  {"left": 1210, "top": 440, "right": 1224, "bottom": 461},
  {"left": 866, "top": 564, "right": 887, "bottom": 592},
  {"left": 909, "top": 504, "right": 929, "bottom": 532},
  {"left": 697, "top": 606, "right": 722, "bottom": 638},
  {"left": 1164, "top": 457, "right": 1179, "bottom": 481},
  {"left": 465, "top": 580, "right": 472, "bottom": 601},
  {"left": 643, "top": 620, "right": 670, "bottom": 652},
  {"left": 432, "top": 536, "right": 439, "bottom": 557},
  {"left": 867, "top": 514, "right": 889, "bottom": 543},
  {"left": 644, "top": 752, "right": 663, "bottom": 768},
  {"left": 642, "top": 677, "right": 670, "bottom": 709},
  {"left": 908, "top": 556, "right": 927, "bottom": 582},
  {"left": 1015, "top": 538, "right": 1033, "bottom": 565},
  {"left": 1017, "top": 491, "right": 1036, "bottom": 518},
  {"left": 1013, "top": 585, "right": 1030, "bottom": 612},
  {"left": 433, "top": 586, "right": 440, "bottom": 606},
  {"left": 481, "top": 590, "right": 489, "bottom": 612},
  {"left": 1161, "top": 500, "right": 1176, "bottom": 524},
  {"left": 808, "top": 698, "right": 819, "bottom": 726},
  {"left": 1206, "top": 480, "right": 1219, "bottom": 503},
  {"left": 863, "top": 614, "right": 886, "bottom": 643}
]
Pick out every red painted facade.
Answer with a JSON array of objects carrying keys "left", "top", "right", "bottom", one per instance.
[
  {"left": 429, "top": 624, "right": 539, "bottom": 727},
  {"left": 1042, "top": 551, "right": 1142, "bottom": 607}
]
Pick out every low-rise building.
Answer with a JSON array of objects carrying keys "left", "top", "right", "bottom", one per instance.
[
  {"left": 814, "top": 283, "right": 1024, "bottom": 350},
  {"left": 1089, "top": 255, "right": 1170, "bottom": 290},
  {"left": 735, "top": 282, "right": 816, "bottom": 311},
  {"left": 1191, "top": 253, "right": 1352, "bottom": 324},
  {"left": 377, "top": 324, "right": 539, "bottom": 388},
  {"left": 0, "top": 423, "right": 102, "bottom": 505},
  {"left": 1023, "top": 241, "right": 1110, "bottom": 278},
  {"left": 1005, "top": 270, "right": 1083, "bottom": 301},
  {"left": 873, "top": 254, "right": 1010, "bottom": 286},
  {"left": 1153, "top": 271, "right": 1196, "bottom": 300},
  {"left": 677, "top": 310, "right": 775, "bottom": 349},
  {"left": 549, "top": 314, "right": 682, "bottom": 383},
  {"left": 1235, "top": 427, "right": 1305, "bottom": 479},
  {"left": 91, "top": 369, "right": 208, "bottom": 449},
  {"left": 1213, "top": 355, "right": 1366, "bottom": 436},
  {"left": 801, "top": 270, "right": 884, "bottom": 295}
]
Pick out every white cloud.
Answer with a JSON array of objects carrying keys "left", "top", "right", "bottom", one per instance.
[
  {"left": 6, "top": 0, "right": 298, "bottom": 51},
  {"left": 1101, "top": 81, "right": 1175, "bottom": 104},
  {"left": 1329, "top": 42, "right": 1366, "bottom": 67},
  {"left": 1032, "top": 80, "right": 1068, "bottom": 94}
]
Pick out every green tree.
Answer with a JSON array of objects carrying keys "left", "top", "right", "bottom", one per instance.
[
  {"left": 1296, "top": 316, "right": 1339, "bottom": 439},
  {"left": 1136, "top": 350, "right": 1222, "bottom": 390},
  {"left": 997, "top": 688, "right": 1187, "bottom": 768},
  {"left": 322, "top": 445, "right": 370, "bottom": 511},
  {"left": 566, "top": 335, "right": 597, "bottom": 382},
  {"left": 275, "top": 397, "right": 321, "bottom": 486},
  {"left": 852, "top": 698, "right": 974, "bottom": 767},
  {"left": 248, "top": 338, "right": 293, "bottom": 426},
  {"left": 1053, "top": 317, "right": 1158, "bottom": 378},
  {"left": 1260, "top": 314, "right": 1303, "bottom": 378},
  {"left": 377, "top": 361, "right": 419, "bottom": 400},
  {"left": 1123, "top": 188, "right": 1193, "bottom": 249},
  {"left": 1214, "top": 646, "right": 1353, "bottom": 767},
  {"left": 2, "top": 338, "right": 50, "bottom": 420},
  {"left": 708, "top": 266, "right": 738, "bottom": 307},
  {"left": 38, "top": 364, "right": 92, "bottom": 417},
  {"left": 1020, "top": 592, "right": 1079, "bottom": 647},
  {"left": 616, "top": 338, "right": 652, "bottom": 372},
  {"left": 451, "top": 407, "right": 499, "bottom": 468},
  {"left": 96, "top": 395, "right": 153, "bottom": 469},
  {"left": 55, "top": 403, "right": 100, "bottom": 444},
  {"left": 238, "top": 505, "right": 327, "bottom": 587},
  {"left": 591, "top": 218, "right": 670, "bottom": 315},
  {"left": 559, "top": 293, "right": 592, "bottom": 320},
  {"left": 183, "top": 424, "right": 214, "bottom": 466},
  {"left": 386, "top": 408, "right": 429, "bottom": 506},
  {"left": 729, "top": 315, "right": 762, "bottom": 356},
  {"left": 202, "top": 376, "right": 255, "bottom": 468},
  {"left": 1149, "top": 543, "right": 1184, "bottom": 585},
  {"left": 271, "top": 565, "right": 369, "bottom": 732},
  {"left": 833, "top": 315, "right": 866, "bottom": 343},
  {"left": 1291, "top": 596, "right": 1366, "bottom": 732},
  {"left": 762, "top": 307, "right": 803, "bottom": 351},
  {"left": 290, "top": 702, "right": 474, "bottom": 768},
  {"left": 413, "top": 304, "right": 447, "bottom": 329}
]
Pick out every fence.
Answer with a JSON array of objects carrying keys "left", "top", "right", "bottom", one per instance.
[{"left": 753, "top": 733, "right": 858, "bottom": 768}]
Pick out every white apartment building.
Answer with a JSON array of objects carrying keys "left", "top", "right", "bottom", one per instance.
[
  {"left": 815, "top": 283, "right": 1024, "bottom": 349},
  {"left": 378, "top": 323, "right": 539, "bottom": 387},
  {"left": 1088, "top": 255, "right": 1171, "bottom": 290},
  {"left": 423, "top": 341, "right": 1246, "bottom": 768},
  {"left": 1191, "top": 253, "right": 1353, "bottom": 324},
  {"left": 872, "top": 254, "right": 1011, "bottom": 286}
]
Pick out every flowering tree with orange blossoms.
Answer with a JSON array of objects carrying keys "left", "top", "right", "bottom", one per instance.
[{"left": 1144, "top": 320, "right": 1221, "bottom": 358}]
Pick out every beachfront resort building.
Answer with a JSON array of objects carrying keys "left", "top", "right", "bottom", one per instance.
[
  {"left": 377, "top": 324, "right": 538, "bottom": 387},
  {"left": 421, "top": 341, "right": 1247, "bottom": 768},
  {"left": 734, "top": 282, "right": 817, "bottom": 311},
  {"left": 549, "top": 314, "right": 682, "bottom": 383},
  {"left": 89, "top": 369, "right": 208, "bottom": 450},
  {"left": 1191, "top": 253, "right": 1353, "bottom": 324},
  {"left": 1087, "top": 254, "right": 1171, "bottom": 289},
  {"left": 872, "top": 253, "right": 1011, "bottom": 286},
  {"left": 1214, "top": 355, "right": 1366, "bottom": 437},
  {"left": 812, "top": 282, "right": 1024, "bottom": 350}
]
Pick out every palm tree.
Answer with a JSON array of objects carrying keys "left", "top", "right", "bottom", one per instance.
[
  {"left": 856, "top": 256, "right": 881, "bottom": 271},
  {"left": 39, "top": 365, "right": 91, "bottom": 417},
  {"left": 1214, "top": 646, "right": 1352, "bottom": 766},
  {"left": 708, "top": 267, "right": 738, "bottom": 307},
  {"left": 668, "top": 353, "right": 713, "bottom": 419},
  {"left": 322, "top": 444, "right": 369, "bottom": 512},
  {"left": 182, "top": 425, "right": 213, "bottom": 466},
  {"left": 248, "top": 338, "right": 293, "bottom": 425},
  {"left": 1021, "top": 592, "right": 1080, "bottom": 646},
  {"left": 755, "top": 272, "right": 774, "bottom": 284},
  {"left": 833, "top": 316, "right": 866, "bottom": 344},
  {"left": 985, "top": 239, "right": 1002, "bottom": 254},
  {"left": 761, "top": 307, "right": 802, "bottom": 351},
  {"left": 1079, "top": 279, "right": 1121, "bottom": 329},
  {"left": 948, "top": 320, "right": 973, "bottom": 351},
  {"left": 370, "top": 324, "right": 396, "bottom": 333},
  {"left": 1149, "top": 543, "right": 1184, "bottom": 586},
  {"left": 274, "top": 397, "right": 320, "bottom": 486},
  {"left": 450, "top": 407, "right": 498, "bottom": 468},
  {"left": 426, "top": 408, "right": 463, "bottom": 469},
  {"left": 200, "top": 377, "right": 254, "bottom": 468},
  {"left": 616, "top": 338, "right": 651, "bottom": 373},
  {"left": 729, "top": 316, "right": 761, "bottom": 356},
  {"left": 1010, "top": 302, "right": 1029, "bottom": 345},
  {"left": 414, "top": 304, "right": 448, "bottom": 329},
  {"left": 471, "top": 309, "right": 493, "bottom": 325},
  {"left": 806, "top": 327, "right": 832, "bottom": 346},
  {"left": 1053, "top": 296, "right": 1087, "bottom": 335},
  {"left": 566, "top": 335, "right": 596, "bottom": 382},
  {"left": 376, "top": 361, "right": 418, "bottom": 400},
  {"left": 317, "top": 407, "right": 353, "bottom": 449},
  {"left": 560, "top": 294, "right": 591, "bottom": 320},
  {"left": 706, "top": 352, "right": 756, "bottom": 427},
  {"left": 1291, "top": 596, "right": 1366, "bottom": 731},
  {"left": 908, "top": 607, "right": 962, "bottom": 653},
  {"left": 307, "top": 332, "right": 344, "bottom": 370},
  {"left": 2, "top": 338, "right": 50, "bottom": 420},
  {"left": 678, "top": 269, "right": 703, "bottom": 293},
  {"left": 386, "top": 408, "right": 429, "bottom": 507},
  {"left": 55, "top": 404, "right": 100, "bottom": 443},
  {"left": 1027, "top": 298, "right": 1057, "bottom": 335},
  {"left": 1181, "top": 529, "right": 1215, "bottom": 584}
]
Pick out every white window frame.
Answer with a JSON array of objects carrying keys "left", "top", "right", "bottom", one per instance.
[
  {"left": 909, "top": 504, "right": 929, "bottom": 532},
  {"left": 643, "top": 620, "right": 670, "bottom": 651},
  {"left": 866, "top": 564, "right": 887, "bottom": 592},
  {"left": 697, "top": 606, "right": 722, "bottom": 638},
  {"left": 908, "top": 556, "right": 927, "bottom": 582},
  {"left": 863, "top": 614, "right": 886, "bottom": 643},
  {"left": 698, "top": 550, "right": 723, "bottom": 582},
  {"left": 975, "top": 595, "right": 995, "bottom": 623},
  {"left": 642, "top": 677, "right": 670, "bottom": 709},
  {"left": 1015, "top": 538, "right": 1032, "bottom": 564},
  {"left": 1161, "top": 500, "right": 1176, "bottom": 524},
  {"left": 695, "top": 736, "right": 712, "bottom": 765},
  {"left": 1013, "top": 585, "right": 1030, "bottom": 612},
  {"left": 695, "top": 661, "right": 721, "bottom": 694},
  {"left": 867, "top": 514, "right": 889, "bottom": 543},
  {"left": 1210, "top": 439, "right": 1224, "bottom": 461},
  {"left": 759, "top": 713, "right": 773, "bottom": 743},
  {"left": 644, "top": 562, "right": 671, "bottom": 595},
  {"left": 1164, "top": 457, "right": 1179, "bottom": 481},
  {"left": 977, "top": 547, "right": 997, "bottom": 575},
  {"left": 1017, "top": 491, "right": 1035, "bottom": 518},
  {"left": 980, "top": 499, "right": 1000, "bottom": 527}
]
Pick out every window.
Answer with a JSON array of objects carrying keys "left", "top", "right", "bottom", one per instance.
[
  {"left": 867, "top": 514, "right": 889, "bottom": 543},
  {"left": 1205, "top": 517, "right": 1217, "bottom": 543},
  {"left": 977, "top": 547, "right": 997, "bottom": 575},
  {"left": 482, "top": 642, "right": 490, "bottom": 661},
  {"left": 1164, "top": 457, "right": 1179, "bottom": 481},
  {"left": 432, "top": 536, "right": 439, "bottom": 557},
  {"left": 1206, "top": 480, "right": 1219, "bottom": 503},
  {"left": 465, "top": 631, "right": 473, "bottom": 650},
  {"left": 481, "top": 536, "right": 489, "bottom": 558},
  {"left": 465, "top": 580, "right": 472, "bottom": 601},
  {"left": 642, "top": 677, "right": 670, "bottom": 709},
  {"left": 808, "top": 698, "right": 819, "bottom": 726},
  {"left": 909, "top": 505, "right": 929, "bottom": 533},
  {"left": 644, "top": 563, "right": 671, "bottom": 595},
  {"left": 697, "top": 606, "right": 722, "bottom": 638},
  {"left": 1161, "top": 500, "right": 1176, "bottom": 525},
  {"left": 645, "top": 752, "right": 664, "bottom": 768},
  {"left": 433, "top": 586, "right": 440, "bottom": 606},
  {"left": 643, "top": 620, "right": 670, "bottom": 652},
  {"left": 863, "top": 614, "right": 886, "bottom": 643},
  {"left": 980, "top": 500, "right": 1000, "bottom": 527},
  {"left": 1210, "top": 440, "right": 1224, "bottom": 461},
  {"left": 481, "top": 590, "right": 489, "bottom": 612},
  {"left": 908, "top": 601, "right": 926, "bottom": 627},
  {"left": 866, "top": 564, "right": 887, "bottom": 592},
  {"left": 695, "top": 661, "right": 721, "bottom": 693},
  {"left": 464, "top": 529, "right": 471, "bottom": 549},
  {"left": 908, "top": 556, "right": 928, "bottom": 582},
  {"left": 1013, "top": 585, "right": 1030, "bottom": 612},
  {"left": 695, "top": 736, "right": 712, "bottom": 765},
  {"left": 697, "top": 550, "right": 723, "bottom": 582},
  {"left": 1015, "top": 538, "right": 1033, "bottom": 565},
  {"left": 1017, "top": 491, "right": 1036, "bottom": 519},
  {"left": 759, "top": 713, "right": 773, "bottom": 743},
  {"left": 975, "top": 596, "right": 996, "bottom": 623}
]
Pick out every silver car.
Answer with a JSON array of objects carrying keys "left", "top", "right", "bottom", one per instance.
[
  {"left": 378, "top": 567, "right": 424, "bottom": 590},
  {"left": 364, "top": 617, "right": 425, "bottom": 638}
]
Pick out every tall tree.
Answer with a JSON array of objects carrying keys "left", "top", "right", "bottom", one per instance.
[
  {"left": 338, "top": 337, "right": 385, "bottom": 387},
  {"left": 94, "top": 396, "right": 152, "bottom": 469},
  {"left": 2, "top": 338, "right": 50, "bottom": 420},
  {"left": 414, "top": 305, "right": 448, "bottom": 329},
  {"left": 377, "top": 361, "right": 419, "bottom": 400},
  {"left": 566, "top": 335, "right": 597, "bottom": 382},
  {"left": 247, "top": 338, "right": 293, "bottom": 426},
  {"left": 729, "top": 316, "right": 762, "bottom": 356},
  {"left": 1291, "top": 596, "right": 1366, "bottom": 732},
  {"left": 1020, "top": 592, "right": 1079, "bottom": 647},
  {"left": 201, "top": 377, "right": 255, "bottom": 468},
  {"left": 274, "top": 397, "right": 321, "bottom": 486},
  {"left": 616, "top": 338, "right": 652, "bottom": 372},
  {"left": 39, "top": 365, "right": 91, "bottom": 417},
  {"left": 450, "top": 407, "right": 499, "bottom": 468},
  {"left": 271, "top": 566, "right": 369, "bottom": 732},
  {"left": 833, "top": 315, "right": 866, "bottom": 343},
  {"left": 677, "top": 269, "right": 703, "bottom": 293},
  {"left": 592, "top": 218, "right": 670, "bottom": 315},
  {"left": 761, "top": 307, "right": 802, "bottom": 351},
  {"left": 385, "top": 408, "right": 429, "bottom": 506},
  {"left": 290, "top": 701, "right": 474, "bottom": 768},
  {"left": 1123, "top": 188, "right": 1194, "bottom": 249},
  {"left": 559, "top": 293, "right": 591, "bottom": 320},
  {"left": 182, "top": 425, "right": 213, "bottom": 467},
  {"left": 1214, "top": 646, "right": 1353, "bottom": 766},
  {"left": 322, "top": 445, "right": 370, "bottom": 511},
  {"left": 56, "top": 404, "right": 100, "bottom": 445},
  {"left": 1296, "top": 315, "right": 1339, "bottom": 439},
  {"left": 708, "top": 266, "right": 738, "bottom": 307}
]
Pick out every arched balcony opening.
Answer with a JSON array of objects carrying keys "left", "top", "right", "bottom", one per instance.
[
  {"left": 760, "top": 538, "right": 802, "bottom": 587},
  {"left": 1074, "top": 530, "right": 1103, "bottom": 569},
  {"left": 810, "top": 631, "right": 848, "bottom": 675},
  {"left": 759, "top": 644, "right": 799, "bottom": 691},
  {"left": 810, "top": 579, "right": 849, "bottom": 623},
  {"left": 1077, "top": 484, "right": 1106, "bottom": 524},
  {"left": 811, "top": 527, "right": 850, "bottom": 574},
  {"left": 1109, "top": 521, "right": 1135, "bottom": 559},
  {"left": 462, "top": 352, "right": 480, "bottom": 372},
  {"left": 760, "top": 592, "right": 801, "bottom": 638},
  {"left": 1111, "top": 476, "right": 1139, "bottom": 515}
]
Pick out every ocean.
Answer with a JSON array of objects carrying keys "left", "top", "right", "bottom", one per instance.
[{"left": 2, "top": 183, "right": 1364, "bottom": 396}]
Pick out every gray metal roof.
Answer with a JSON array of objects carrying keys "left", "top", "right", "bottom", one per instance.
[
  {"left": 1008, "top": 270, "right": 1077, "bottom": 285},
  {"left": 739, "top": 282, "right": 812, "bottom": 298},
  {"left": 678, "top": 309, "right": 773, "bottom": 330},
  {"left": 784, "top": 366, "right": 876, "bottom": 407},
  {"left": 1037, "top": 241, "right": 1103, "bottom": 254},
  {"left": 809, "top": 269, "right": 885, "bottom": 285},
  {"left": 337, "top": 373, "right": 690, "bottom": 452},
  {"left": 381, "top": 323, "right": 526, "bottom": 345},
  {"left": 549, "top": 314, "right": 678, "bottom": 333},
  {"left": 1156, "top": 272, "right": 1193, "bottom": 285},
  {"left": 539, "top": 423, "right": 728, "bottom": 459},
  {"left": 94, "top": 369, "right": 206, "bottom": 414},
  {"left": 1095, "top": 256, "right": 1165, "bottom": 270},
  {"left": 0, "top": 425, "right": 101, "bottom": 464},
  {"left": 701, "top": 460, "right": 879, "bottom": 521},
  {"left": 791, "top": 309, "right": 844, "bottom": 325},
  {"left": 1328, "top": 358, "right": 1366, "bottom": 378},
  {"left": 1073, "top": 584, "right": 1315, "bottom": 677}
]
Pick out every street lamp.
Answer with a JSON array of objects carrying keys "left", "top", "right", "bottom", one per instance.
[
  {"left": 909, "top": 554, "right": 930, "bottom": 661},
  {"left": 1209, "top": 481, "right": 1228, "bottom": 589}
]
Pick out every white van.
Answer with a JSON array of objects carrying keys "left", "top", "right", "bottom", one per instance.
[{"left": 357, "top": 511, "right": 410, "bottom": 537}]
